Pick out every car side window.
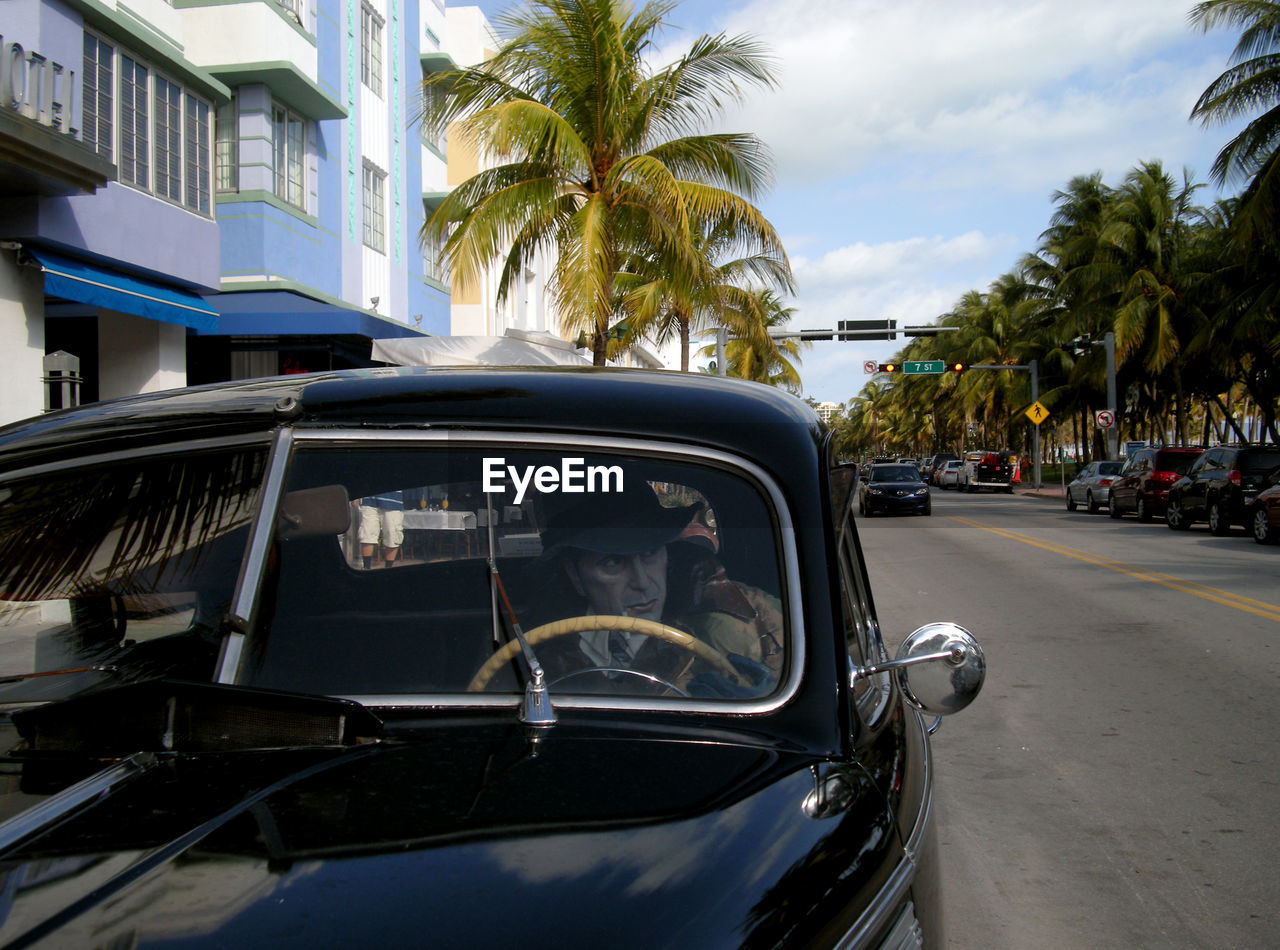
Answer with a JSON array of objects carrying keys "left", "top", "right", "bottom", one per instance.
[{"left": 837, "top": 525, "right": 890, "bottom": 727}]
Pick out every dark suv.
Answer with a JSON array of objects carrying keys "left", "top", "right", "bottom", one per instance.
[
  {"left": 1165, "top": 445, "right": 1280, "bottom": 534},
  {"left": 1107, "top": 447, "right": 1203, "bottom": 521}
]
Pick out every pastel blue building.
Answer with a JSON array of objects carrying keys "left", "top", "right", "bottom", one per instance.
[{"left": 0, "top": 0, "right": 445, "bottom": 424}]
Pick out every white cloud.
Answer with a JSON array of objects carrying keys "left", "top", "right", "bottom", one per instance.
[{"left": 656, "top": 0, "right": 1235, "bottom": 193}]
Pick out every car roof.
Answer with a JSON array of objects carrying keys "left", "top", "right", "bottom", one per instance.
[{"left": 0, "top": 367, "right": 826, "bottom": 478}]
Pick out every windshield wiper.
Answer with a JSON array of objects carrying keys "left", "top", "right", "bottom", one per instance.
[{"left": 484, "top": 496, "right": 555, "bottom": 727}]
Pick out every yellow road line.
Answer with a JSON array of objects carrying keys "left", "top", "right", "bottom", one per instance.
[{"left": 945, "top": 515, "right": 1280, "bottom": 624}]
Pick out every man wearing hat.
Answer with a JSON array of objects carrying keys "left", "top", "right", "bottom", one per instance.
[{"left": 535, "top": 479, "right": 781, "bottom": 695}]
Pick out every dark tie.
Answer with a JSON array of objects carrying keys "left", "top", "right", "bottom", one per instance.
[{"left": 608, "top": 631, "right": 631, "bottom": 668}]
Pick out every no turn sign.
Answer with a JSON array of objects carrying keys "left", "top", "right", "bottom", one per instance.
[
  {"left": 1095, "top": 409, "right": 1115, "bottom": 429},
  {"left": 863, "top": 360, "right": 878, "bottom": 374}
]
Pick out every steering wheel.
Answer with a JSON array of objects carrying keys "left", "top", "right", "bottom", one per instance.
[
  {"left": 466, "top": 614, "right": 745, "bottom": 692},
  {"left": 548, "top": 665, "right": 690, "bottom": 698}
]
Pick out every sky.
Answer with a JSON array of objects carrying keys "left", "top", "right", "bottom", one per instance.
[{"left": 460, "top": 0, "right": 1245, "bottom": 405}]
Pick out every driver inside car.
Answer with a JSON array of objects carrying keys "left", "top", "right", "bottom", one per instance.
[{"left": 533, "top": 480, "right": 781, "bottom": 697}]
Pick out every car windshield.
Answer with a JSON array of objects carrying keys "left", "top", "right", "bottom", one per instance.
[
  {"left": 1241, "top": 449, "right": 1280, "bottom": 473},
  {"left": 237, "top": 441, "right": 789, "bottom": 705},
  {"left": 0, "top": 446, "right": 269, "bottom": 708},
  {"left": 1156, "top": 451, "right": 1198, "bottom": 474},
  {"left": 1098, "top": 461, "right": 1123, "bottom": 475},
  {"left": 871, "top": 465, "right": 919, "bottom": 482}
]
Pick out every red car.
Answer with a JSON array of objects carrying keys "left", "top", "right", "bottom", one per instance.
[
  {"left": 1107, "top": 447, "right": 1202, "bottom": 522},
  {"left": 1249, "top": 469, "right": 1280, "bottom": 544}
]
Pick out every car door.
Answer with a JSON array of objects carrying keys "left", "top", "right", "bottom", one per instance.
[
  {"left": 1114, "top": 454, "right": 1140, "bottom": 511},
  {"left": 1181, "top": 449, "right": 1219, "bottom": 516}
]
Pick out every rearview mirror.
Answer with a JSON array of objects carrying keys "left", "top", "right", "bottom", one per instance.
[
  {"left": 277, "top": 485, "right": 351, "bottom": 540},
  {"left": 893, "top": 622, "right": 985, "bottom": 715}
]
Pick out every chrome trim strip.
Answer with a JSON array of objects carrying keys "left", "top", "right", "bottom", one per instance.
[
  {"left": 228, "top": 428, "right": 295, "bottom": 638},
  {"left": 257, "top": 428, "right": 806, "bottom": 716},
  {"left": 0, "top": 753, "right": 156, "bottom": 855},
  {"left": 0, "top": 433, "right": 273, "bottom": 485},
  {"left": 834, "top": 710, "right": 935, "bottom": 949},
  {"left": 834, "top": 853, "right": 915, "bottom": 950},
  {"left": 903, "top": 708, "right": 934, "bottom": 861}
]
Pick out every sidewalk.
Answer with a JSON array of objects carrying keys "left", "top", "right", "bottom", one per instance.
[{"left": 1015, "top": 483, "right": 1066, "bottom": 500}]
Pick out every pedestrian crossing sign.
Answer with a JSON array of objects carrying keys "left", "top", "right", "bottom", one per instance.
[{"left": 1025, "top": 401, "right": 1050, "bottom": 425}]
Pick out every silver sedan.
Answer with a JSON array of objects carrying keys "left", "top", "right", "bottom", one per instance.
[{"left": 1066, "top": 460, "right": 1124, "bottom": 513}]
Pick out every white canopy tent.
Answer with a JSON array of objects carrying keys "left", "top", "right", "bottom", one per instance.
[{"left": 370, "top": 329, "right": 591, "bottom": 367}]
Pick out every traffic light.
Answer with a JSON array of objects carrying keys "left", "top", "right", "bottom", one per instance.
[
  {"left": 877, "top": 362, "right": 899, "bottom": 373},
  {"left": 947, "top": 361, "right": 967, "bottom": 372}
]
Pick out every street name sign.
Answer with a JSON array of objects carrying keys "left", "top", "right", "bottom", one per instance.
[
  {"left": 902, "top": 360, "right": 944, "bottom": 375},
  {"left": 1025, "top": 401, "right": 1050, "bottom": 425}
]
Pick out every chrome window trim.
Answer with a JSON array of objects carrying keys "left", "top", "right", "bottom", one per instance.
[
  {"left": 227, "top": 427, "right": 295, "bottom": 635},
  {"left": 0, "top": 433, "right": 273, "bottom": 486},
  {"left": 0, "top": 753, "right": 157, "bottom": 855},
  {"left": 248, "top": 428, "right": 805, "bottom": 716}
]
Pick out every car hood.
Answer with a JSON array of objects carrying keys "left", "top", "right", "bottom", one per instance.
[{"left": 0, "top": 719, "right": 902, "bottom": 949}]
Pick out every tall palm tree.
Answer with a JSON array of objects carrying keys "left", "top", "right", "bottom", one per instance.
[
  {"left": 696, "top": 289, "right": 806, "bottom": 391},
  {"left": 419, "top": 0, "right": 781, "bottom": 365},
  {"left": 619, "top": 213, "right": 792, "bottom": 371},
  {"left": 1190, "top": 1, "right": 1280, "bottom": 189}
]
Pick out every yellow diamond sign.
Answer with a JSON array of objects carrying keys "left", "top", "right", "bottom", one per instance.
[{"left": 1025, "top": 401, "right": 1050, "bottom": 426}]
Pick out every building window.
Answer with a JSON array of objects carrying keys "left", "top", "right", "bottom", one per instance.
[
  {"left": 423, "top": 222, "right": 445, "bottom": 282},
  {"left": 154, "top": 76, "right": 183, "bottom": 202},
  {"left": 215, "top": 97, "right": 238, "bottom": 193},
  {"left": 272, "top": 103, "right": 306, "bottom": 209},
  {"left": 119, "top": 56, "right": 149, "bottom": 188},
  {"left": 361, "top": 4, "right": 384, "bottom": 97},
  {"left": 362, "top": 163, "right": 386, "bottom": 253},
  {"left": 81, "top": 33, "right": 214, "bottom": 217},
  {"left": 185, "top": 96, "right": 212, "bottom": 213},
  {"left": 420, "top": 79, "right": 446, "bottom": 154},
  {"left": 275, "top": 0, "right": 305, "bottom": 23},
  {"left": 82, "top": 34, "right": 114, "bottom": 161}
]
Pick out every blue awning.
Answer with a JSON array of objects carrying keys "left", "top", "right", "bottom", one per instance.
[
  {"left": 197, "top": 291, "right": 428, "bottom": 339},
  {"left": 27, "top": 247, "right": 218, "bottom": 331}
]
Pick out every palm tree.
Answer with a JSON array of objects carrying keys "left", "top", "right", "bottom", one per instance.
[
  {"left": 419, "top": 0, "right": 782, "bottom": 365},
  {"left": 619, "top": 213, "right": 792, "bottom": 371},
  {"left": 1190, "top": 1, "right": 1280, "bottom": 190},
  {"left": 696, "top": 289, "right": 806, "bottom": 391},
  {"left": 1067, "top": 162, "right": 1207, "bottom": 444}
]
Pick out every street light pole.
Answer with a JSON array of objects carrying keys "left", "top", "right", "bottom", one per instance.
[
  {"left": 1105, "top": 331, "right": 1118, "bottom": 459},
  {"left": 1030, "top": 359, "right": 1040, "bottom": 489}
]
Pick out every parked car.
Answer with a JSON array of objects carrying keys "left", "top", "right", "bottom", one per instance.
[
  {"left": 921, "top": 453, "right": 958, "bottom": 485},
  {"left": 937, "top": 459, "right": 963, "bottom": 489},
  {"left": 1250, "top": 470, "right": 1280, "bottom": 544},
  {"left": 0, "top": 368, "right": 984, "bottom": 948},
  {"left": 958, "top": 451, "right": 1013, "bottom": 493},
  {"left": 1165, "top": 445, "right": 1280, "bottom": 534},
  {"left": 1107, "top": 447, "right": 1202, "bottom": 522},
  {"left": 1066, "top": 460, "right": 1124, "bottom": 513},
  {"left": 858, "top": 463, "right": 932, "bottom": 516}
]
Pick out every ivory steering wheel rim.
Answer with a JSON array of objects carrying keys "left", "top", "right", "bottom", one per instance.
[{"left": 466, "top": 614, "right": 745, "bottom": 692}]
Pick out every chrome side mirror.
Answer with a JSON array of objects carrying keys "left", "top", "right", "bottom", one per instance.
[{"left": 853, "top": 622, "right": 986, "bottom": 716}]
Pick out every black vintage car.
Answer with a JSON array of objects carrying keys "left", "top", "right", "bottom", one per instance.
[{"left": 0, "top": 368, "right": 984, "bottom": 948}]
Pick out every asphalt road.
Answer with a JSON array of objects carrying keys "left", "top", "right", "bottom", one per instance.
[{"left": 855, "top": 488, "right": 1279, "bottom": 950}]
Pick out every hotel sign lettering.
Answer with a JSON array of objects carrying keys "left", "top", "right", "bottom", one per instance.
[{"left": 0, "top": 33, "right": 77, "bottom": 136}]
